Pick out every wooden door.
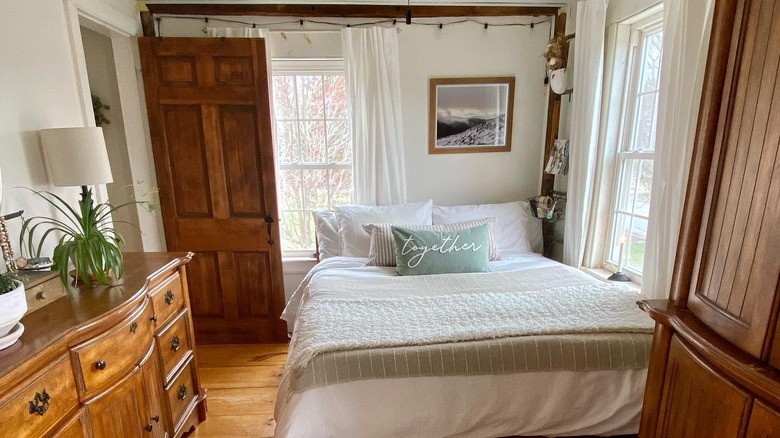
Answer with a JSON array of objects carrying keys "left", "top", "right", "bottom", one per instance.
[
  {"left": 88, "top": 367, "right": 149, "bottom": 438},
  {"left": 746, "top": 402, "right": 780, "bottom": 437},
  {"left": 686, "top": 0, "right": 780, "bottom": 358},
  {"left": 139, "top": 37, "right": 287, "bottom": 344}
]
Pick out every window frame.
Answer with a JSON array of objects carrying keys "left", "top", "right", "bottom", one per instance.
[
  {"left": 603, "top": 13, "right": 664, "bottom": 281},
  {"left": 271, "top": 58, "right": 353, "bottom": 257}
]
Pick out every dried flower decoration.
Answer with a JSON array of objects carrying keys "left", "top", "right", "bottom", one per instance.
[{"left": 543, "top": 33, "right": 571, "bottom": 71}]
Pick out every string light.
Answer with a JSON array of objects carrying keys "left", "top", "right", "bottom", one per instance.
[{"left": 153, "top": 14, "right": 551, "bottom": 37}]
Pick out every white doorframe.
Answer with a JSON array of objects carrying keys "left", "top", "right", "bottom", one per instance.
[{"left": 63, "top": 0, "right": 166, "bottom": 251}]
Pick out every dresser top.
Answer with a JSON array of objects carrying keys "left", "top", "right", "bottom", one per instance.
[{"left": 0, "top": 252, "right": 192, "bottom": 381}]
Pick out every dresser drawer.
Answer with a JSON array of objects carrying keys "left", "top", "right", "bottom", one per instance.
[
  {"left": 0, "top": 357, "right": 79, "bottom": 438},
  {"left": 150, "top": 272, "right": 185, "bottom": 328},
  {"left": 156, "top": 308, "right": 193, "bottom": 382},
  {"left": 165, "top": 356, "right": 197, "bottom": 432},
  {"left": 24, "top": 275, "right": 66, "bottom": 315},
  {"left": 71, "top": 300, "right": 155, "bottom": 395}
]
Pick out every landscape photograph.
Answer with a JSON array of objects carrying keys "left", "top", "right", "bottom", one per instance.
[{"left": 429, "top": 77, "right": 515, "bottom": 154}]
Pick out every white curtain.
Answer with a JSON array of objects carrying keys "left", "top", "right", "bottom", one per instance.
[
  {"left": 641, "top": 0, "right": 714, "bottom": 299},
  {"left": 563, "top": 0, "right": 608, "bottom": 267},
  {"left": 341, "top": 27, "right": 407, "bottom": 206}
]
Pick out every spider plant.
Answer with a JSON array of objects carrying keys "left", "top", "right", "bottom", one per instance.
[
  {"left": 19, "top": 187, "right": 152, "bottom": 287},
  {"left": 0, "top": 271, "right": 16, "bottom": 295}
]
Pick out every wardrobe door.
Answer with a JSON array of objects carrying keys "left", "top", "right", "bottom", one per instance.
[
  {"left": 687, "top": 0, "right": 780, "bottom": 359},
  {"left": 655, "top": 337, "right": 752, "bottom": 438}
]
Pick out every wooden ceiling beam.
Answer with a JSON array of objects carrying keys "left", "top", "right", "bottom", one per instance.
[{"left": 144, "top": 4, "right": 560, "bottom": 18}]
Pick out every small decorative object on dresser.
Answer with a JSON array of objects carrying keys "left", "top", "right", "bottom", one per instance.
[
  {"left": 429, "top": 77, "right": 515, "bottom": 154},
  {"left": 0, "top": 252, "right": 207, "bottom": 437}
]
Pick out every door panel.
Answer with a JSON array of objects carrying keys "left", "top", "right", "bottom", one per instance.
[
  {"left": 140, "top": 37, "right": 287, "bottom": 343},
  {"left": 688, "top": 0, "right": 780, "bottom": 358},
  {"left": 88, "top": 368, "right": 148, "bottom": 438},
  {"left": 656, "top": 336, "right": 752, "bottom": 438}
]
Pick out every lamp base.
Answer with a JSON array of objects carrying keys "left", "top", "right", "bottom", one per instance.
[{"left": 607, "top": 271, "right": 632, "bottom": 282}]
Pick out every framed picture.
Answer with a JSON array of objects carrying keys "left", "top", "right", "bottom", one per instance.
[{"left": 428, "top": 77, "right": 515, "bottom": 154}]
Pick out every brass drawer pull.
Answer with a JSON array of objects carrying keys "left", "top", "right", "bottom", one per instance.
[
  {"left": 152, "top": 415, "right": 160, "bottom": 423},
  {"left": 150, "top": 314, "right": 158, "bottom": 323},
  {"left": 28, "top": 389, "right": 50, "bottom": 416},
  {"left": 177, "top": 384, "right": 187, "bottom": 401},
  {"left": 164, "top": 289, "right": 174, "bottom": 305},
  {"left": 145, "top": 424, "right": 153, "bottom": 432},
  {"left": 95, "top": 360, "right": 106, "bottom": 370},
  {"left": 129, "top": 322, "right": 138, "bottom": 334},
  {"left": 170, "top": 335, "right": 181, "bottom": 352}
]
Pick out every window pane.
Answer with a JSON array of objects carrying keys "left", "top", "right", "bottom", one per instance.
[
  {"left": 300, "top": 121, "right": 327, "bottom": 163},
  {"left": 280, "top": 211, "right": 313, "bottom": 251},
  {"left": 617, "top": 159, "right": 653, "bottom": 216},
  {"left": 325, "top": 75, "right": 348, "bottom": 119},
  {"left": 635, "top": 159, "right": 653, "bottom": 217},
  {"left": 272, "top": 76, "right": 297, "bottom": 119},
  {"left": 640, "top": 30, "right": 663, "bottom": 93},
  {"left": 275, "top": 121, "right": 300, "bottom": 164},
  {"left": 627, "top": 217, "right": 648, "bottom": 271},
  {"left": 278, "top": 170, "right": 302, "bottom": 210},
  {"left": 327, "top": 121, "right": 351, "bottom": 163},
  {"left": 617, "top": 159, "right": 640, "bottom": 213},
  {"left": 631, "top": 93, "right": 658, "bottom": 151},
  {"left": 296, "top": 75, "right": 324, "bottom": 119},
  {"left": 303, "top": 169, "right": 329, "bottom": 210},
  {"left": 329, "top": 169, "right": 353, "bottom": 206}
]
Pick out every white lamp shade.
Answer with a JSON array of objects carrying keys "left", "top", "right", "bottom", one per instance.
[{"left": 39, "top": 127, "right": 113, "bottom": 187}]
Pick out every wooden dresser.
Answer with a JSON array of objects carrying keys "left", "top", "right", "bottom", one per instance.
[
  {"left": 0, "top": 252, "right": 206, "bottom": 437},
  {"left": 639, "top": 0, "right": 780, "bottom": 436}
]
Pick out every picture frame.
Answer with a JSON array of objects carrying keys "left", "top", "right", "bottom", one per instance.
[{"left": 428, "top": 77, "right": 516, "bottom": 154}]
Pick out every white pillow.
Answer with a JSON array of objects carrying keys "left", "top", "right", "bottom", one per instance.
[
  {"left": 312, "top": 210, "right": 342, "bottom": 259},
  {"left": 335, "top": 200, "right": 433, "bottom": 257},
  {"left": 432, "top": 201, "right": 535, "bottom": 253}
]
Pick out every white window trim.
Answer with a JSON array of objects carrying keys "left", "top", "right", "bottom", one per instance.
[
  {"left": 584, "top": 5, "right": 663, "bottom": 284},
  {"left": 271, "top": 58, "right": 352, "bottom": 255},
  {"left": 602, "top": 11, "right": 663, "bottom": 282}
]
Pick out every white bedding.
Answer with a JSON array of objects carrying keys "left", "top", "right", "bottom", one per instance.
[{"left": 277, "top": 254, "right": 650, "bottom": 437}]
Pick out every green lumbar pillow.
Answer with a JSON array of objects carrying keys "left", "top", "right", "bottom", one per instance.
[{"left": 391, "top": 224, "right": 491, "bottom": 276}]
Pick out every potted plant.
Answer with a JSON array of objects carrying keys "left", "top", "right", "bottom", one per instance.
[
  {"left": 0, "top": 270, "right": 26, "bottom": 338},
  {"left": 19, "top": 188, "right": 154, "bottom": 287}
]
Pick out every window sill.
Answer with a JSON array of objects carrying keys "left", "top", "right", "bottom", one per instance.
[
  {"left": 582, "top": 267, "right": 641, "bottom": 292},
  {"left": 282, "top": 256, "right": 317, "bottom": 274}
]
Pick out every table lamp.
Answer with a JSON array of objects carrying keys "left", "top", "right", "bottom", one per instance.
[{"left": 39, "top": 127, "right": 113, "bottom": 207}]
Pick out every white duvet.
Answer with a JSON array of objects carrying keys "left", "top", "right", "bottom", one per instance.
[{"left": 277, "top": 253, "right": 652, "bottom": 437}]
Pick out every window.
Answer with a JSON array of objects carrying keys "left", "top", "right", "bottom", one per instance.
[
  {"left": 271, "top": 59, "right": 353, "bottom": 254},
  {"left": 605, "top": 15, "right": 663, "bottom": 277}
]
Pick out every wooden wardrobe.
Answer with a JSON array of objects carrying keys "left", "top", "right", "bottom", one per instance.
[{"left": 639, "top": 0, "right": 780, "bottom": 436}]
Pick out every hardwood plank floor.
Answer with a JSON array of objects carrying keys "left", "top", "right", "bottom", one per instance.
[{"left": 191, "top": 344, "right": 288, "bottom": 438}]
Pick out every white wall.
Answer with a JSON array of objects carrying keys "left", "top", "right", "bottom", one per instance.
[
  {"left": 81, "top": 26, "right": 144, "bottom": 251},
  {"left": 0, "top": 1, "right": 95, "bottom": 260}
]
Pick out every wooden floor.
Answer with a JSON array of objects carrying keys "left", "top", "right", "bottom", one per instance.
[{"left": 190, "top": 344, "right": 289, "bottom": 438}]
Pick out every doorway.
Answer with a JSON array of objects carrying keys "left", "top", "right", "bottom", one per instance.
[{"left": 79, "top": 26, "right": 143, "bottom": 251}]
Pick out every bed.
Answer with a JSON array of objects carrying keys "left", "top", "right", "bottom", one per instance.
[{"left": 275, "top": 251, "right": 654, "bottom": 437}]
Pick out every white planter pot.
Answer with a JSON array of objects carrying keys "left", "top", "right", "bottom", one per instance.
[
  {"left": 550, "top": 68, "right": 568, "bottom": 94},
  {"left": 0, "top": 281, "right": 27, "bottom": 337}
]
